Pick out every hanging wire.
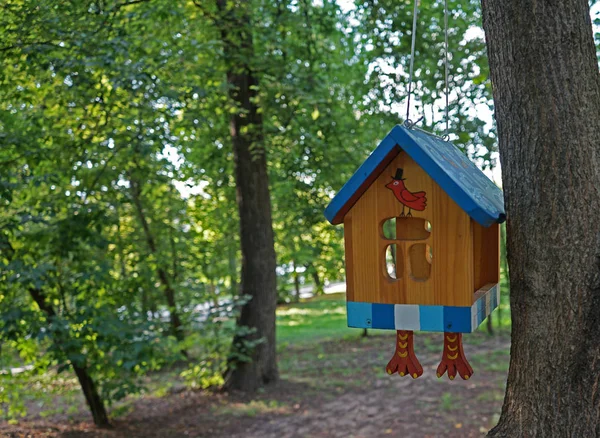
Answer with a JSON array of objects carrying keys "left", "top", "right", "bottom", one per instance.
[
  {"left": 405, "top": 0, "right": 419, "bottom": 126},
  {"left": 443, "top": 0, "right": 450, "bottom": 139},
  {"left": 404, "top": 0, "right": 451, "bottom": 142}
]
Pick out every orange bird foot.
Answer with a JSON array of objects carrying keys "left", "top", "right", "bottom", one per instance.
[
  {"left": 436, "top": 332, "right": 473, "bottom": 381},
  {"left": 386, "top": 330, "right": 423, "bottom": 379}
]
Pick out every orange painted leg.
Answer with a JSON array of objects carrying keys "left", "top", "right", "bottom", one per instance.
[
  {"left": 386, "top": 330, "right": 423, "bottom": 379},
  {"left": 436, "top": 332, "right": 473, "bottom": 381}
]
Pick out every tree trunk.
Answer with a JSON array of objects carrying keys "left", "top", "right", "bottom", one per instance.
[
  {"left": 28, "top": 288, "right": 110, "bottom": 427},
  {"left": 228, "top": 245, "right": 238, "bottom": 296},
  {"left": 129, "top": 178, "right": 187, "bottom": 357},
  {"left": 217, "top": 0, "right": 279, "bottom": 391},
  {"left": 486, "top": 313, "right": 493, "bottom": 335},
  {"left": 293, "top": 260, "right": 301, "bottom": 302},
  {"left": 208, "top": 280, "right": 219, "bottom": 308},
  {"left": 481, "top": 2, "right": 600, "bottom": 436},
  {"left": 306, "top": 262, "right": 324, "bottom": 295},
  {"left": 72, "top": 365, "right": 111, "bottom": 428}
]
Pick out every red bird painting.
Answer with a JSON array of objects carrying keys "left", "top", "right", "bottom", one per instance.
[{"left": 385, "top": 168, "right": 427, "bottom": 216}]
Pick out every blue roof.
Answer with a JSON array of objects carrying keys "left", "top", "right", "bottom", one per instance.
[{"left": 324, "top": 125, "right": 506, "bottom": 227}]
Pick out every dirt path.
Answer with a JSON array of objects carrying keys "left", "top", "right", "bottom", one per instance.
[
  {"left": 231, "top": 333, "right": 509, "bottom": 438},
  {"left": 2, "top": 332, "right": 510, "bottom": 438}
]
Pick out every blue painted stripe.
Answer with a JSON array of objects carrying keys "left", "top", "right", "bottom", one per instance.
[
  {"left": 419, "top": 305, "right": 444, "bottom": 331},
  {"left": 347, "top": 301, "right": 372, "bottom": 328},
  {"left": 443, "top": 306, "right": 472, "bottom": 333},
  {"left": 477, "top": 308, "right": 485, "bottom": 326},
  {"left": 477, "top": 296, "right": 485, "bottom": 317},
  {"left": 471, "top": 284, "right": 500, "bottom": 331},
  {"left": 346, "top": 285, "right": 500, "bottom": 333},
  {"left": 371, "top": 303, "right": 395, "bottom": 329}
]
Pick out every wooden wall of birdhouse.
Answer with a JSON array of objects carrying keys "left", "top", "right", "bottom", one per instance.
[
  {"left": 344, "top": 151, "right": 475, "bottom": 307},
  {"left": 325, "top": 125, "right": 506, "bottom": 333}
]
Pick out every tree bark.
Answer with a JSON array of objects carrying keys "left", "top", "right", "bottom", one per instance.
[
  {"left": 129, "top": 178, "right": 187, "bottom": 356},
  {"left": 29, "top": 288, "right": 110, "bottom": 427},
  {"left": 293, "top": 260, "right": 301, "bottom": 303},
  {"left": 306, "top": 262, "right": 324, "bottom": 295},
  {"left": 481, "top": 1, "right": 600, "bottom": 436},
  {"left": 486, "top": 313, "right": 493, "bottom": 335},
  {"left": 71, "top": 364, "right": 111, "bottom": 428},
  {"left": 216, "top": 0, "right": 279, "bottom": 391},
  {"left": 228, "top": 245, "right": 238, "bottom": 296},
  {"left": 208, "top": 280, "right": 219, "bottom": 308}
]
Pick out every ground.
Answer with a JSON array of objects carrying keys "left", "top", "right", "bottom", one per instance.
[{"left": 1, "top": 295, "right": 511, "bottom": 438}]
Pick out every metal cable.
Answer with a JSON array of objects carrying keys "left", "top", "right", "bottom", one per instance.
[
  {"left": 405, "top": 0, "right": 419, "bottom": 125},
  {"left": 444, "top": 0, "right": 449, "bottom": 138}
]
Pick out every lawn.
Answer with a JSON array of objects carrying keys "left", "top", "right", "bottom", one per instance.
[{"left": 276, "top": 293, "right": 360, "bottom": 346}]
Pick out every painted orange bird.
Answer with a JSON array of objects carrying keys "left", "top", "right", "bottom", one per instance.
[{"left": 385, "top": 168, "right": 427, "bottom": 216}]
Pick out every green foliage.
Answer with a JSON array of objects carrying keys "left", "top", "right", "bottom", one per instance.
[
  {"left": 353, "top": 0, "right": 497, "bottom": 168},
  {"left": 181, "top": 297, "right": 253, "bottom": 389},
  {"left": 0, "top": 0, "right": 215, "bottom": 420},
  {"left": 0, "top": 0, "right": 540, "bottom": 424}
]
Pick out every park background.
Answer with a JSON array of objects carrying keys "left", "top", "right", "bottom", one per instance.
[{"left": 1, "top": 1, "right": 599, "bottom": 437}]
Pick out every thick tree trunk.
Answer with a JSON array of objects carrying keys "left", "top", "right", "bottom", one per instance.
[
  {"left": 217, "top": 0, "right": 279, "bottom": 391},
  {"left": 228, "top": 246, "right": 238, "bottom": 296},
  {"left": 129, "top": 177, "right": 187, "bottom": 356},
  {"left": 29, "top": 288, "right": 110, "bottom": 427},
  {"left": 481, "top": 1, "right": 600, "bottom": 436}
]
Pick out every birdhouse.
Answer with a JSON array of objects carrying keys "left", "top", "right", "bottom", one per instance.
[{"left": 324, "top": 125, "right": 506, "bottom": 380}]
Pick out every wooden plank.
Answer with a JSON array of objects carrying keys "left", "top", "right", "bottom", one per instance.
[
  {"left": 349, "top": 177, "right": 382, "bottom": 303},
  {"left": 408, "top": 243, "right": 431, "bottom": 281},
  {"left": 348, "top": 150, "right": 473, "bottom": 307},
  {"left": 473, "top": 282, "right": 495, "bottom": 303},
  {"left": 396, "top": 217, "right": 431, "bottom": 240},
  {"left": 472, "top": 222, "right": 501, "bottom": 294},
  {"left": 343, "top": 213, "right": 355, "bottom": 302}
]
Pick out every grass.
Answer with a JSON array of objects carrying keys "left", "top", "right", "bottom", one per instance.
[
  {"left": 440, "top": 392, "right": 457, "bottom": 411},
  {"left": 470, "top": 349, "right": 511, "bottom": 372},
  {"left": 276, "top": 293, "right": 366, "bottom": 347}
]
